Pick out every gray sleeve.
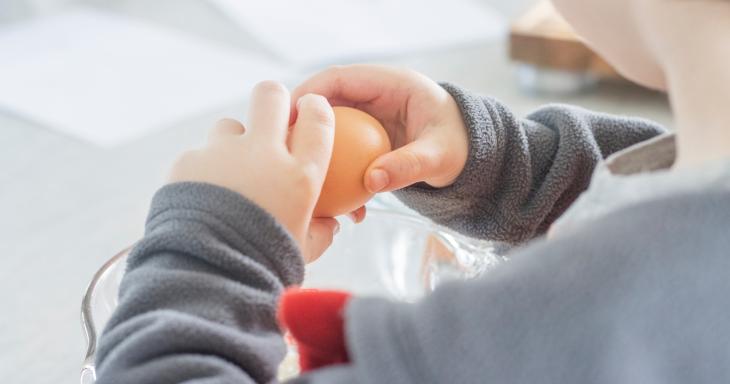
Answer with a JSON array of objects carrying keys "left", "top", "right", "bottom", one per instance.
[
  {"left": 323, "top": 190, "right": 730, "bottom": 384},
  {"left": 95, "top": 182, "right": 305, "bottom": 384},
  {"left": 394, "top": 83, "right": 667, "bottom": 243},
  {"left": 91, "top": 168, "right": 730, "bottom": 384}
]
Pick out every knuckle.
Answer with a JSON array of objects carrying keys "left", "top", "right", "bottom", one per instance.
[
  {"left": 398, "top": 149, "right": 423, "bottom": 177},
  {"left": 424, "top": 148, "right": 445, "bottom": 172},
  {"left": 215, "top": 117, "right": 240, "bottom": 127},
  {"left": 401, "top": 68, "right": 435, "bottom": 89},
  {"left": 170, "top": 150, "right": 200, "bottom": 176},
  {"left": 324, "top": 65, "right": 345, "bottom": 77},
  {"left": 301, "top": 96, "right": 335, "bottom": 126},
  {"left": 174, "top": 150, "right": 198, "bottom": 165},
  {"left": 301, "top": 163, "right": 323, "bottom": 186},
  {"left": 210, "top": 120, "right": 232, "bottom": 137},
  {"left": 400, "top": 66, "right": 419, "bottom": 77},
  {"left": 397, "top": 66, "right": 421, "bottom": 80},
  {"left": 291, "top": 165, "right": 319, "bottom": 195},
  {"left": 324, "top": 66, "right": 347, "bottom": 91}
]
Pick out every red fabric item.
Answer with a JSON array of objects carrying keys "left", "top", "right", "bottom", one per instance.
[{"left": 277, "top": 288, "right": 352, "bottom": 371}]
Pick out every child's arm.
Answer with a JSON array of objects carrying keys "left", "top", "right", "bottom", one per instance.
[
  {"left": 394, "top": 83, "right": 666, "bottom": 243},
  {"left": 95, "top": 183, "right": 303, "bottom": 383},
  {"left": 293, "top": 65, "right": 667, "bottom": 243},
  {"left": 95, "top": 83, "right": 338, "bottom": 383}
]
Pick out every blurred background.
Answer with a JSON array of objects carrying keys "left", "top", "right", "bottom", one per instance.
[{"left": 0, "top": 0, "right": 672, "bottom": 383}]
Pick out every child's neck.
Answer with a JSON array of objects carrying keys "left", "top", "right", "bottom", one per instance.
[{"left": 668, "top": 33, "right": 730, "bottom": 170}]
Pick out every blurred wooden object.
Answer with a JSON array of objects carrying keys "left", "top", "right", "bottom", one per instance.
[{"left": 509, "top": 0, "right": 622, "bottom": 80}]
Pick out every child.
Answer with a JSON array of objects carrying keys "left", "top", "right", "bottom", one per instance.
[{"left": 95, "top": 0, "right": 730, "bottom": 382}]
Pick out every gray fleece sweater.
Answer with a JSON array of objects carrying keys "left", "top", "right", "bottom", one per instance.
[{"left": 96, "top": 84, "right": 730, "bottom": 384}]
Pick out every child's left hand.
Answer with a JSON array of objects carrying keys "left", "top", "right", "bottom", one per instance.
[{"left": 168, "top": 81, "right": 338, "bottom": 262}]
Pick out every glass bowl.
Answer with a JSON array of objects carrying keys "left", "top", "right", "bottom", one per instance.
[{"left": 80, "top": 208, "right": 504, "bottom": 383}]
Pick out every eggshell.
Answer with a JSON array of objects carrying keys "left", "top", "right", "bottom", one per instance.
[{"left": 313, "top": 107, "right": 391, "bottom": 217}]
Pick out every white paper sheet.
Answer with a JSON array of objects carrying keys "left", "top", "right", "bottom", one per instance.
[
  {"left": 210, "top": 0, "right": 506, "bottom": 65},
  {"left": 0, "top": 8, "right": 287, "bottom": 146}
]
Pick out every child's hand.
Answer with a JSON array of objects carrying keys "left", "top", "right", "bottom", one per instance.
[
  {"left": 292, "top": 65, "right": 469, "bottom": 194},
  {"left": 169, "top": 81, "right": 338, "bottom": 262}
]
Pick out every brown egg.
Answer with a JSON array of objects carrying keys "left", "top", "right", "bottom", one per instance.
[{"left": 313, "top": 107, "right": 391, "bottom": 217}]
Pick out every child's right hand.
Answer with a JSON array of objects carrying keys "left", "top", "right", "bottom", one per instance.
[
  {"left": 292, "top": 65, "right": 469, "bottom": 194},
  {"left": 168, "top": 81, "right": 338, "bottom": 262}
]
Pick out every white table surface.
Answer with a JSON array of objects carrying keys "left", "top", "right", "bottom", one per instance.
[{"left": 0, "top": 1, "right": 672, "bottom": 383}]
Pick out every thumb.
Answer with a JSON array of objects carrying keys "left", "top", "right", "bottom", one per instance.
[
  {"left": 304, "top": 218, "right": 340, "bottom": 263},
  {"left": 364, "top": 138, "right": 441, "bottom": 193}
]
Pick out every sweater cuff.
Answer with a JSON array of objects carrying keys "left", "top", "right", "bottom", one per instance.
[
  {"left": 393, "top": 82, "right": 496, "bottom": 218},
  {"left": 145, "top": 182, "right": 304, "bottom": 286}
]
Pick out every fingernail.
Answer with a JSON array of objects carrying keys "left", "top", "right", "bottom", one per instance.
[{"left": 367, "top": 169, "right": 389, "bottom": 192}]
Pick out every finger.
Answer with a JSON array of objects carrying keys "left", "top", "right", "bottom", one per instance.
[
  {"left": 292, "top": 65, "right": 384, "bottom": 104},
  {"left": 346, "top": 206, "right": 366, "bottom": 224},
  {"left": 247, "top": 81, "right": 290, "bottom": 144},
  {"left": 289, "top": 94, "right": 335, "bottom": 173},
  {"left": 291, "top": 65, "right": 411, "bottom": 116},
  {"left": 364, "top": 138, "right": 442, "bottom": 193},
  {"left": 304, "top": 218, "right": 340, "bottom": 263},
  {"left": 208, "top": 118, "right": 245, "bottom": 142}
]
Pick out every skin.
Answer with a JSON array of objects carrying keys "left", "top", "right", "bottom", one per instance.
[
  {"left": 292, "top": 65, "right": 469, "bottom": 192},
  {"left": 291, "top": 65, "right": 469, "bottom": 203},
  {"left": 551, "top": 0, "right": 730, "bottom": 169},
  {"left": 169, "top": 82, "right": 338, "bottom": 263}
]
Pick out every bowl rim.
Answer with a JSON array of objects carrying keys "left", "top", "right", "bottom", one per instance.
[{"left": 80, "top": 245, "right": 132, "bottom": 381}]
